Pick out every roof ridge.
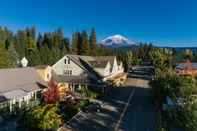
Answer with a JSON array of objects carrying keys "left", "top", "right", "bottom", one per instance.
[
  {"left": 67, "top": 54, "right": 116, "bottom": 58},
  {"left": 0, "top": 67, "right": 35, "bottom": 71}
]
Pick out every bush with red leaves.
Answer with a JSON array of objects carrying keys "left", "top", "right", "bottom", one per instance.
[{"left": 43, "top": 80, "right": 60, "bottom": 104}]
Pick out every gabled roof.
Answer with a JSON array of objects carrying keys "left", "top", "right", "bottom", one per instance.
[
  {"left": 53, "top": 54, "right": 125, "bottom": 83},
  {"left": 176, "top": 61, "right": 197, "bottom": 70},
  {"left": 52, "top": 55, "right": 117, "bottom": 83},
  {"left": 67, "top": 55, "right": 116, "bottom": 79},
  {"left": 88, "top": 61, "right": 109, "bottom": 68},
  {"left": 67, "top": 55, "right": 115, "bottom": 69}
]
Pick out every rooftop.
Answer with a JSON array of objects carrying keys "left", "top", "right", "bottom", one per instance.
[
  {"left": 0, "top": 67, "right": 46, "bottom": 94},
  {"left": 67, "top": 55, "right": 115, "bottom": 69},
  {"left": 176, "top": 61, "right": 197, "bottom": 70}
]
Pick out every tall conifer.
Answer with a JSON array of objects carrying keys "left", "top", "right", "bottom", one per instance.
[
  {"left": 89, "top": 28, "right": 97, "bottom": 55},
  {"left": 81, "top": 31, "right": 89, "bottom": 55}
]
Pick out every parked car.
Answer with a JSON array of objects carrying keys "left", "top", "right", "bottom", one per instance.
[{"left": 84, "top": 102, "right": 102, "bottom": 113}]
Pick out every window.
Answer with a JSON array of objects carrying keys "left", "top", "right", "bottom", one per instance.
[
  {"left": 64, "top": 70, "right": 72, "bottom": 76},
  {"left": 65, "top": 58, "right": 71, "bottom": 64},
  {"left": 47, "top": 74, "right": 49, "bottom": 79},
  {"left": 64, "top": 70, "right": 69, "bottom": 75},
  {"left": 68, "top": 58, "right": 71, "bottom": 64}
]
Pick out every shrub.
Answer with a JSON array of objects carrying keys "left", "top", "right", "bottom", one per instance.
[
  {"left": 78, "top": 99, "right": 90, "bottom": 110},
  {"left": 18, "top": 104, "right": 62, "bottom": 131},
  {"left": 43, "top": 80, "right": 60, "bottom": 104},
  {"left": 151, "top": 69, "right": 197, "bottom": 130}
]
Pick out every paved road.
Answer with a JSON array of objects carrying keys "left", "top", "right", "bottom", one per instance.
[
  {"left": 63, "top": 67, "right": 156, "bottom": 131},
  {"left": 118, "top": 79, "right": 156, "bottom": 131}
]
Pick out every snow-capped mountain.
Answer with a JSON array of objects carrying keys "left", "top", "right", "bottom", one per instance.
[{"left": 101, "top": 35, "right": 137, "bottom": 47}]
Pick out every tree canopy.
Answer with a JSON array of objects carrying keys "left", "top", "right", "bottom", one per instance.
[
  {"left": 19, "top": 104, "right": 62, "bottom": 131},
  {"left": 0, "top": 26, "right": 113, "bottom": 68}
]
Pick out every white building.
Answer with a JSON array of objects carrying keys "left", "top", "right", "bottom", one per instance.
[
  {"left": 0, "top": 68, "right": 46, "bottom": 112},
  {"left": 52, "top": 55, "right": 124, "bottom": 78},
  {"left": 51, "top": 55, "right": 126, "bottom": 91}
]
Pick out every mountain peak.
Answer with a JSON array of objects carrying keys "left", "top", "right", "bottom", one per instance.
[
  {"left": 110, "top": 34, "right": 127, "bottom": 39},
  {"left": 101, "top": 34, "right": 136, "bottom": 47}
]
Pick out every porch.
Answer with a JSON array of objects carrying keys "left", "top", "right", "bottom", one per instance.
[{"left": 0, "top": 89, "right": 42, "bottom": 113}]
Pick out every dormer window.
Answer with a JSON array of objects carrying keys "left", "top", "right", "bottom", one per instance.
[
  {"left": 64, "top": 58, "right": 70, "bottom": 64},
  {"left": 68, "top": 58, "right": 71, "bottom": 64}
]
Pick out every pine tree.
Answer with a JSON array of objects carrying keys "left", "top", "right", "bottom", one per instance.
[
  {"left": 15, "top": 30, "right": 27, "bottom": 58},
  {"left": 51, "top": 28, "right": 63, "bottom": 49},
  {"left": 26, "top": 37, "right": 35, "bottom": 51},
  {"left": 50, "top": 48, "right": 61, "bottom": 65},
  {"left": 71, "top": 32, "right": 78, "bottom": 54},
  {"left": 39, "top": 47, "right": 49, "bottom": 64},
  {"left": 126, "top": 51, "right": 133, "bottom": 66},
  {"left": 36, "top": 33, "right": 43, "bottom": 49},
  {"left": 5, "top": 38, "right": 10, "bottom": 50},
  {"left": 60, "top": 38, "right": 70, "bottom": 54},
  {"left": 89, "top": 28, "right": 97, "bottom": 55},
  {"left": 27, "top": 49, "right": 41, "bottom": 66},
  {"left": 30, "top": 26, "right": 36, "bottom": 40},
  {"left": 43, "top": 33, "right": 52, "bottom": 49},
  {"left": 8, "top": 43, "right": 19, "bottom": 67},
  {"left": 0, "top": 45, "right": 13, "bottom": 68},
  {"left": 81, "top": 31, "right": 89, "bottom": 55},
  {"left": 77, "top": 32, "right": 83, "bottom": 55},
  {"left": 26, "top": 26, "right": 36, "bottom": 40},
  {"left": 0, "top": 27, "right": 12, "bottom": 45}
]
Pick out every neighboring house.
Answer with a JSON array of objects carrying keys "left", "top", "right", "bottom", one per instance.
[
  {"left": 175, "top": 60, "right": 197, "bottom": 76},
  {"left": 0, "top": 68, "right": 46, "bottom": 112},
  {"left": 41, "top": 55, "right": 126, "bottom": 99},
  {"left": 36, "top": 65, "right": 52, "bottom": 82}
]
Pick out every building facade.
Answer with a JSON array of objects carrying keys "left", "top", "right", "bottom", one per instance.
[
  {"left": 176, "top": 60, "right": 197, "bottom": 77},
  {"left": 37, "top": 55, "right": 127, "bottom": 100}
]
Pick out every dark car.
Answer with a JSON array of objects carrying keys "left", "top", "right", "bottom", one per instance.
[{"left": 84, "top": 102, "right": 102, "bottom": 113}]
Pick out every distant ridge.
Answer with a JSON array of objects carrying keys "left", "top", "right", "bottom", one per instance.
[{"left": 161, "top": 46, "right": 197, "bottom": 52}]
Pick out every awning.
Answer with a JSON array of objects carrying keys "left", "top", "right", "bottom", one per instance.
[{"left": 2, "top": 89, "right": 28, "bottom": 100}]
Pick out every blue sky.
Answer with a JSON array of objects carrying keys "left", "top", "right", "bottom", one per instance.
[{"left": 0, "top": 0, "right": 196, "bottom": 47}]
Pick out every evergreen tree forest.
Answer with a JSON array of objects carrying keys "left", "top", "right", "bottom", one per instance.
[
  {"left": 1, "top": 26, "right": 194, "bottom": 70},
  {"left": 0, "top": 27, "right": 111, "bottom": 68}
]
